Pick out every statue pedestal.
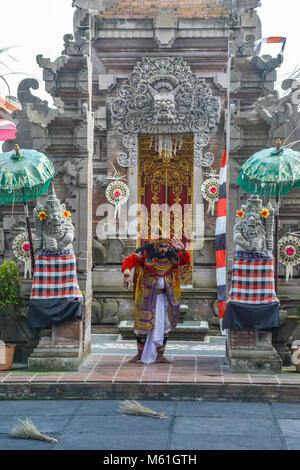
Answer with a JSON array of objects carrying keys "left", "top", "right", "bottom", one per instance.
[
  {"left": 226, "top": 329, "right": 282, "bottom": 374},
  {"left": 28, "top": 319, "right": 84, "bottom": 371}
]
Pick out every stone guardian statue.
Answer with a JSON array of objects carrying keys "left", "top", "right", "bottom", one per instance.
[
  {"left": 223, "top": 194, "right": 280, "bottom": 330},
  {"left": 28, "top": 184, "right": 83, "bottom": 328}
]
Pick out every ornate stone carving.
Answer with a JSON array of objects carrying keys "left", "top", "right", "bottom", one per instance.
[
  {"left": 256, "top": 80, "right": 300, "bottom": 130},
  {"left": 234, "top": 195, "right": 274, "bottom": 252},
  {"left": 36, "top": 54, "right": 69, "bottom": 72},
  {"left": 33, "top": 185, "right": 75, "bottom": 252},
  {"left": 117, "top": 153, "right": 130, "bottom": 168},
  {"left": 250, "top": 53, "right": 283, "bottom": 78},
  {"left": 62, "top": 34, "right": 81, "bottom": 56},
  {"left": 111, "top": 57, "right": 221, "bottom": 135},
  {"left": 26, "top": 97, "right": 64, "bottom": 128},
  {"left": 122, "top": 133, "right": 138, "bottom": 168},
  {"left": 194, "top": 132, "right": 210, "bottom": 167}
]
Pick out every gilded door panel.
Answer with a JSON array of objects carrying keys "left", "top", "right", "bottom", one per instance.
[{"left": 138, "top": 135, "right": 193, "bottom": 285}]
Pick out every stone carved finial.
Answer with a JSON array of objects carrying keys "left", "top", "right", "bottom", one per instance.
[
  {"left": 234, "top": 195, "right": 274, "bottom": 252},
  {"left": 33, "top": 184, "right": 75, "bottom": 252},
  {"left": 250, "top": 53, "right": 283, "bottom": 78}
]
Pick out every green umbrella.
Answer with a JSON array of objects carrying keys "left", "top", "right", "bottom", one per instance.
[
  {"left": 236, "top": 140, "right": 300, "bottom": 293},
  {"left": 0, "top": 145, "right": 55, "bottom": 272},
  {"left": 236, "top": 144, "right": 300, "bottom": 197},
  {"left": 0, "top": 146, "right": 54, "bottom": 204}
]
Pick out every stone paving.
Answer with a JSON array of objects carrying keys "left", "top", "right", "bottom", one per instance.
[
  {"left": 1, "top": 353, "right": 300, "bottom": 386},
  {"left": 0, "top": 400, "right": 300, "bottom": 450}
]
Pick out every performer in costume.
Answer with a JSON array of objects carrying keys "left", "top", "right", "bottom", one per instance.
[{"left": 122, "top": 236, "right": 191, "bottom": 364}]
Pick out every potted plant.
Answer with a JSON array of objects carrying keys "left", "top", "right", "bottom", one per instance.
[{"left": 0, "top": 261, "right": 26, "bottom": 368}]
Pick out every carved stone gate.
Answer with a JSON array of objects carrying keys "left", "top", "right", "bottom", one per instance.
[{"left": 111, "top": 57, "right": 221, "bottom": 286}]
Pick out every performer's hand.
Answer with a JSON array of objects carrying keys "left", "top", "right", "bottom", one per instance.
[
  {"left": 123, "top": 277, "right": 133, "bottom": 290},
  {"left": 170, "top": 239, "right": 185, "bottom": 252}
]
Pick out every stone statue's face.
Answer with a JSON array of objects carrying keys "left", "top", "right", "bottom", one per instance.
[
  {"left": 153, "top": 92, "right": 176, "bottom": 123},
  {"left": 45, "top": 209, "right": 65, "bottom": 236},
  {"left": 242, "top": 213, "right": 264, "bottom": 239}
]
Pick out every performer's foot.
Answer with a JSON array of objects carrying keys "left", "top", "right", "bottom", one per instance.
[
  {"left": 156, "top": 354, "right": 171, "bottom": 364},
  {"left": 128, "top": 354, "right": 141, "bottom": 363}
]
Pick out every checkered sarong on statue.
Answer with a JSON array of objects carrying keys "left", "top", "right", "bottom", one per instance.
[
  {"left": 227, "top": 250, "right": 279, "bottom": 305},
  {"left": 30, "top": 250, "right": 82, "bottom": 300}
]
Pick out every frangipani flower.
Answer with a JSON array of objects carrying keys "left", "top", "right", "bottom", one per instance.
[
  {"left": 260, "top": 208, "right": 270, "bottom": 218},
  {"left": 236, "top": 209, "right": 245, "bottom": 219},
  {"left": 63, "top": 210, "right": 71, "bottom": 219},
  {"left": 38, "top": 211, "right": 48, "bottom": 221}
]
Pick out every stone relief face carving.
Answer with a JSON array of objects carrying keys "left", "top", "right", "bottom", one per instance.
[
  {"left": 110, "top": 57, "right": 221, "bottom": 135},
  {"left": 148, "top": 83, "right": 179, "bottom": 124}
]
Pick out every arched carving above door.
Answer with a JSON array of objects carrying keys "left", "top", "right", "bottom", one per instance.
[{"left": 110, "top": 57, "right": 221, "bottom": 135}]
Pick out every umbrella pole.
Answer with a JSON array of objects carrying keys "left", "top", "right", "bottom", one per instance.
[
  {"left": 274, "top": 193, "right": 279, "bottom": 295},
  {"left": 23, "top": 203, "right": 35, "bottom": 276}
]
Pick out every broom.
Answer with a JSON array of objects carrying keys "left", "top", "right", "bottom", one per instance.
[
  {"left": 11, "top": 417, "right": 58, "bottom": 443},
  {"left": 118, "top": 400, "right": 167, "bottom": 419}
]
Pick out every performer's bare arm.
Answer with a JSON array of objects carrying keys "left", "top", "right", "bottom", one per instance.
[{"left": 121, "top": 253, "right": 144, "bottom": 290}]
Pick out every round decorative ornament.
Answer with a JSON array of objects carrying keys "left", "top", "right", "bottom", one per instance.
[
  {"left": 201, "top": 176, "right": 219, "bottom": 216},
  {"left": 105, "top": 181, "right": 129, "bottom": 219},
  {"left": 12, "top": 232, "right": 37, "bottom": 279},
  {"left": 278, "top": 234, "right": 300, "bottom": 281}
]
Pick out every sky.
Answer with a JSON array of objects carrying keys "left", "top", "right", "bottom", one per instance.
[{"left": 0, "top": 0, "right": 299, "bottom": 104}]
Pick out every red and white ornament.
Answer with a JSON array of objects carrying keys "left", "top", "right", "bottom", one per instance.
[
  {"left": 278, "top": 234, "right": 300, "bottom": 281},
  {"left": 12, "top": 232, "right": 37, "bottom": 279},
  {"left": 201, "top": 176, "right": 219, "bottom": 216},
  {"left": 105, "top": 181, "right": 129, "bottom": 218}
]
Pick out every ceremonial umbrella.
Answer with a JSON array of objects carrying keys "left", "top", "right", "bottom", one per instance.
[
  {"left": 0, "top": 119, "right": 17, "bottom": 141},
  {"left": 236, "top": 139, "right": 300, "bottom": 292},
  {"left": 0, "top": 144, "right": 55, "bottom": 272}
]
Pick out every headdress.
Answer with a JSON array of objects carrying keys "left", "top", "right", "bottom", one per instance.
[{"left": 148, "top": 226, "right": 170, "bottom": 245}]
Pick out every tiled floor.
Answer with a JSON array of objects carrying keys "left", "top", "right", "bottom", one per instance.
[{"left": 1, "top": 354, "right": 300, "bottom": 385}]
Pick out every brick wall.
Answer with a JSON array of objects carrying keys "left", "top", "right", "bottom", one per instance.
[{"left": 96, "top": 0, "right": 228, "bottom": 19}]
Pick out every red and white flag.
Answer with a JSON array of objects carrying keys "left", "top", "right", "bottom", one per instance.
[
  {"left": 254, "top": 37, "right": 286, "bottom": 53},
  {"left": 215, "top": 150, "right": 227, "bottom": 330}
]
